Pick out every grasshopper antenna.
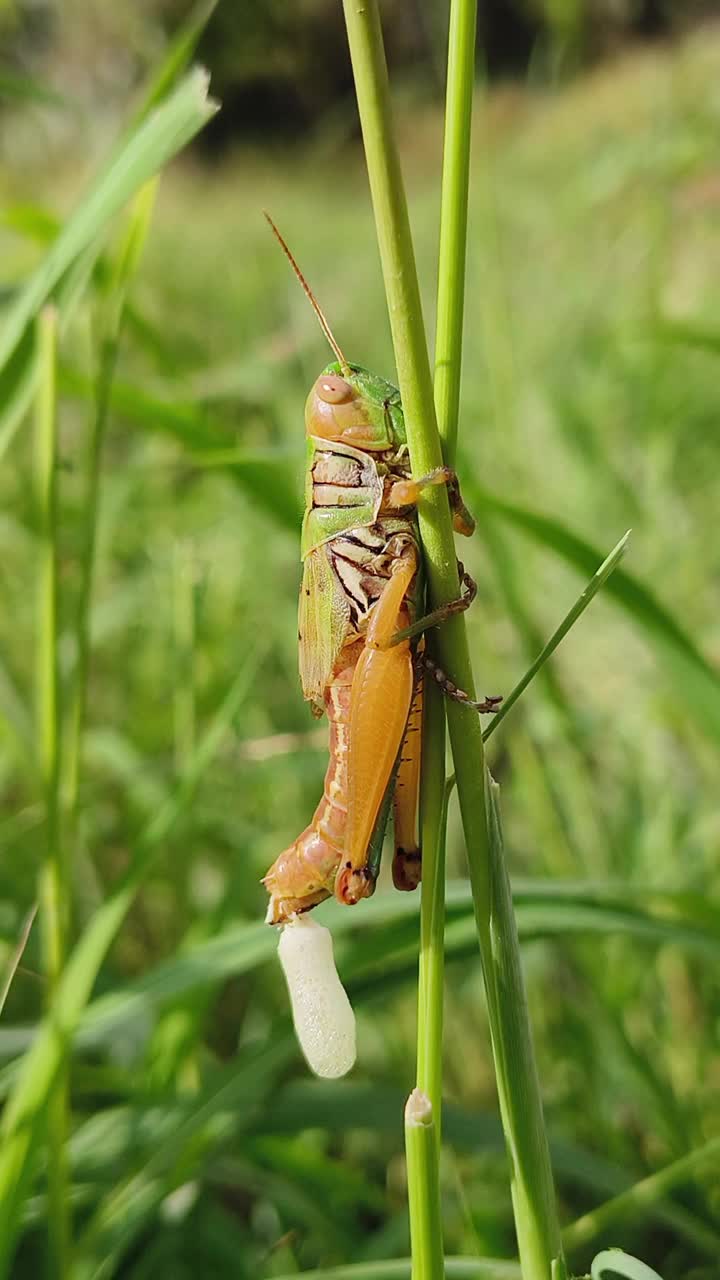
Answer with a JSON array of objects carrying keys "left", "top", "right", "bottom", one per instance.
[{"left": 264, "top": 211, "right": 351, "bottom": 375}]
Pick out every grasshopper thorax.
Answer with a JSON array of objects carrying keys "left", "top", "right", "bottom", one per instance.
[{"left": 306, "top": 362, "right": 406, "bottom": 452}]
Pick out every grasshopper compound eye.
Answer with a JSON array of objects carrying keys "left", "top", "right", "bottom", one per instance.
[
  {"left": 278, "top": 915, "right": 356, "bottom": 1078},
  {"left": 317, "top": 375, "right": 353, "bottom": 405}
]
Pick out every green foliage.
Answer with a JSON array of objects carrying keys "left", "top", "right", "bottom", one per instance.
[{"left": 0, "top": 17, "right": 719, "bottom": 1280}]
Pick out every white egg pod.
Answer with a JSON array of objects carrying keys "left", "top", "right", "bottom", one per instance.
[{"left": 278, "top": 915, "right": 356, "bottom": 1079}]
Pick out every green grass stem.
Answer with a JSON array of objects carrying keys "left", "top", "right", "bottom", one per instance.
[
  {"left": 405, "top": 1091, "right": 446, "bottom": 1280},
  {"left": 484, "top": 781, "right": 566, "bottom": 1280},
  {"left": 340, "top": 5, "right": 564, "bottom": 1277},
  {"left": 416, "top": 0, "right": 480, "bottom": 1247},
  {"left": 416, "top": 751, "right": 451, "bottom": 1121},
  {"left": 433, "top": 0, "right": 478, "bottom": 466},
  {"left": 172, "top": 541, "right": 197, "bottom": 776},
  {"left": 64, "top": 182, "right": 157, "bottom": 820},
  {"left": 33, "top": 306, "right": 70, "bottom": 1278}
]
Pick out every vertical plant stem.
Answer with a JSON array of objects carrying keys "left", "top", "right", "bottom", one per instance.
[
  {"left": 341, "top": 5, "right": 565, "bottom": 1278},
  {"left": 64, "top": 330, "right": 118, "bottom": 815},
  {"left": 405, "top": 1090, "right": 445, "bottom": 1280},
  {"left": 416, "top": 0, "right": 480, "bottom": 1224},
  {"left": 434, "top": 0, "right": 478, "bottom": 465},
  {"left": 172, "top": 540, "right": 197, "bottom": 930},
  {"left": 416, "top": 699, "right": 448, "bottom": 1122},
  {"left": 484, "top": 781, "right": 566, "bottom": 1280},
  {"left": 64, "top": 183, "right": 157, "bottom": 836},
  {"left": 34, "top": 305, "right": 70, "bottom": 1279},
  {"left": 173, "top": 541, "right": 196, "bottom": 776}
]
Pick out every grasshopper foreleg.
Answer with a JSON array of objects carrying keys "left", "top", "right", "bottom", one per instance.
[{"left": 388, "top": 466, "right": 475, "bottom": 537}]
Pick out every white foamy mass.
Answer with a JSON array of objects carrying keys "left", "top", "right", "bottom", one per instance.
[{"left": 278, "top": 916, "right": 356, "bottom": 1078}]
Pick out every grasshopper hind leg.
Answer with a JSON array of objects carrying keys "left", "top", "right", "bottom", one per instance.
[
  {"left": 392, "top": 674, "right": 423, "bottom": 891},
  {"left": 335, "top": 553, "right": 417, "bottom": 906}
]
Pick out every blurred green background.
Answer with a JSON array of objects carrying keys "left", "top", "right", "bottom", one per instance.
[{"left": 1, "top": 2, "right": 720, "bottom": 1277}]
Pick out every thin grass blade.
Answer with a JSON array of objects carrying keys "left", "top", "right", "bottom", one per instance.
[
  {"left": 483, "top": 531, "right": 630, "bottom": 741},
  {"left": 478, "top": 492, "right": 720, "bottom": 740},
  {"left": 0, "top": 907, "right": 37, "bottom": 1017}
]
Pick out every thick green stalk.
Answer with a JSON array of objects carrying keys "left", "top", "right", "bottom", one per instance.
[
  {"left": 34, "top": 306, "right": 70, "bottom": 1278},
  {"left": 340, "top": 6, "right": 564, "bottom": 1278},
  {"left": 405, "top": 1091, "right": 445, "bottom": 1280},
  {"left": 416, "top": 0, "right": 479, "bottom": 1208}
]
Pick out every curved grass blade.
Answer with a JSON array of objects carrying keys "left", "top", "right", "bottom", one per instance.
[
  {"left": 591, "top": 1251, "right": 665, "bottom": 1280},
  {"left": 566, "top": 1137, "right": 720, "bottom": 1257},
  {"left": 269, "top": 1261, "right": 521, "bottom": 1280},
  {"left": 0, "top": 69, "right": 218, "bottom": 380}
]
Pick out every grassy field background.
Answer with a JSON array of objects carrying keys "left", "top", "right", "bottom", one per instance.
[{"left": 1, "top": 18, "right": 720, "bottom": 1279}]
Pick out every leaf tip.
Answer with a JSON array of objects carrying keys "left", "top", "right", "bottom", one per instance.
[{"left": 190, "top": 65, "right": 220, "bottom": 118}]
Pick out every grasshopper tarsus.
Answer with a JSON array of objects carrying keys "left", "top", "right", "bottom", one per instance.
[{"left": 422, "top": 653, "right": 502, "bottom": 715}]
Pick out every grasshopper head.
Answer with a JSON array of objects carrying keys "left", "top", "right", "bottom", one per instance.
[{"left": 306, "top": 362, "right": 406, "bottom": 452}]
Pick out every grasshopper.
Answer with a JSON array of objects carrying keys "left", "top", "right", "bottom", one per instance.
[{"left": 263, "top": 217, "right": 499, "bottom": 925}]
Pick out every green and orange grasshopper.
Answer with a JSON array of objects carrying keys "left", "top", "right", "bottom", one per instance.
[{"left": 263, "top": 217, "right": 500, "bottom": 926}]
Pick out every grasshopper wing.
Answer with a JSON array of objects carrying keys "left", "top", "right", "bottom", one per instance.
[{"left": 299, "top": 546, "right": 350, "bottom": 708}]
